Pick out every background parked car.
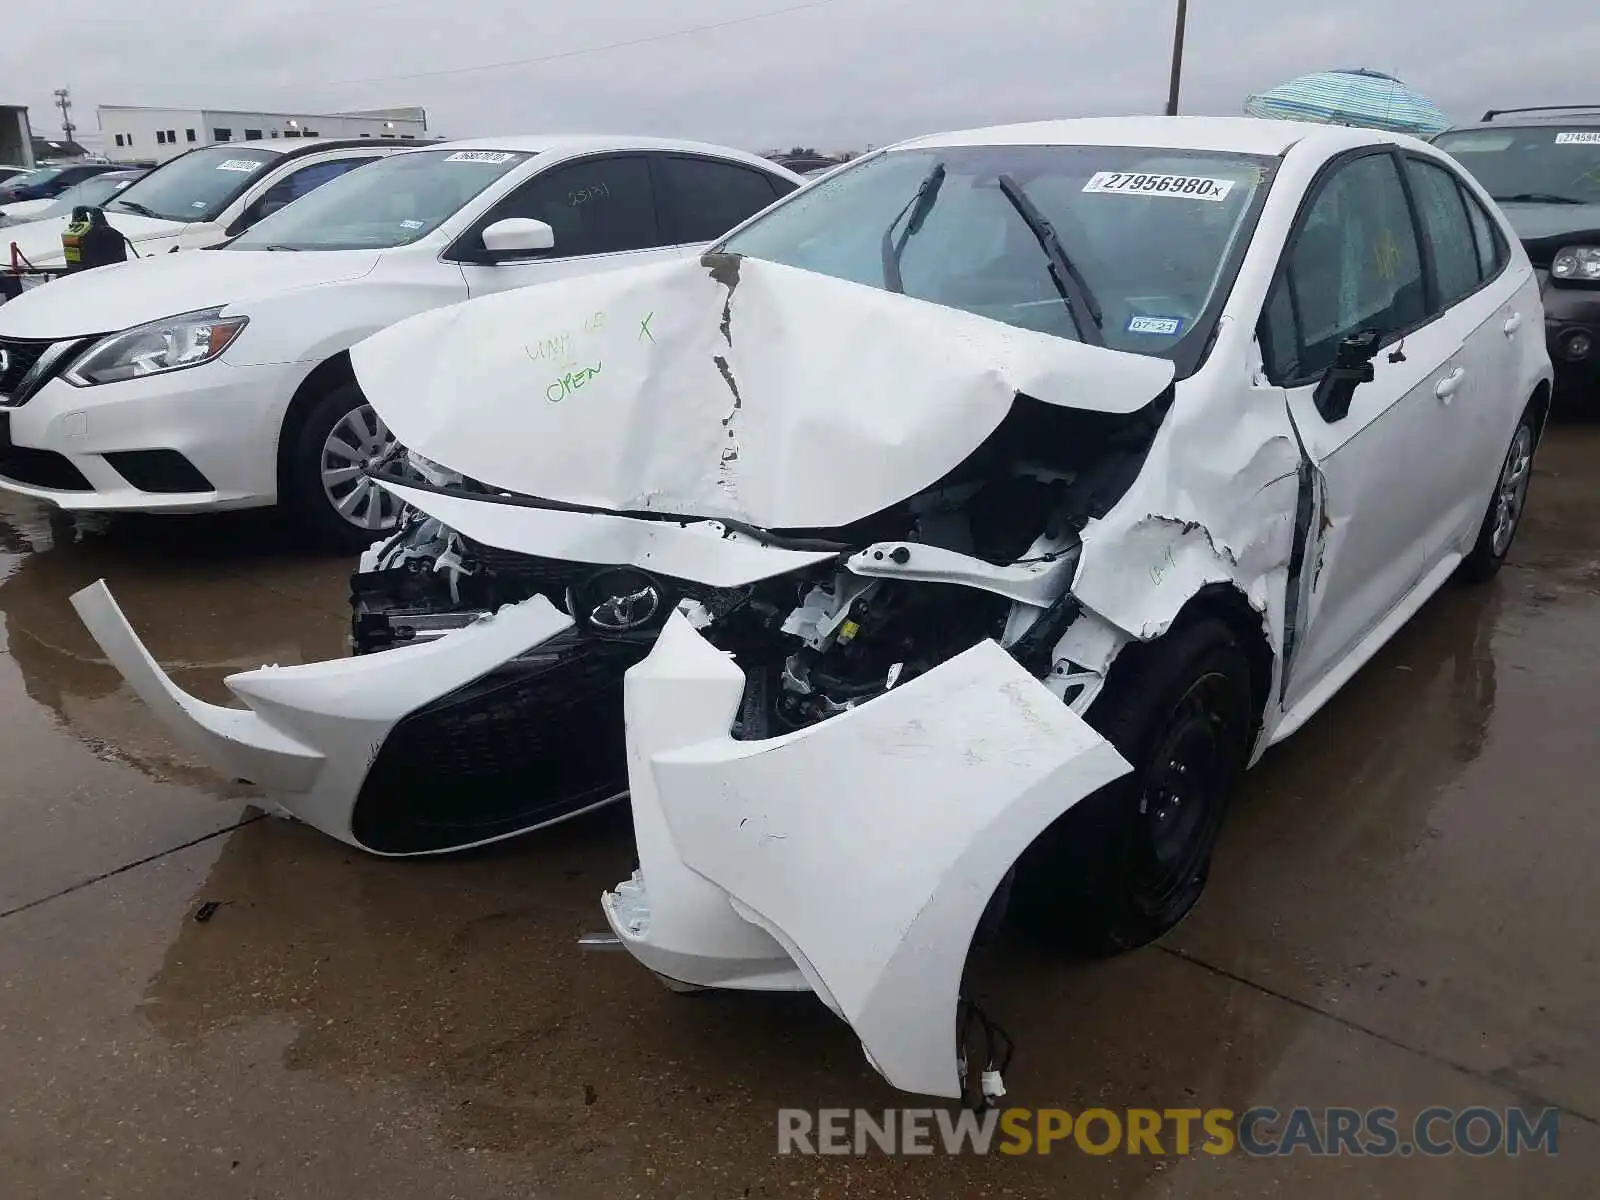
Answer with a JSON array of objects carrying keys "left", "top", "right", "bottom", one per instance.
[
  {"left": 0, "top": 169, "right": 148, "bottom": 229},
  {"left": 0, "top": 162, "right": 124, "bottom": 206},
  {"left": 0, "top": 135, "right": 802, "bottom": 548},
  {"left": 0, "top": 165, "right": 33, "bottom": 186},
  {"left": 0, "top": 139, "right": 406, "bottom": 273},
  {"left": 1434, "top": 105, "right": 1600, "bottom": 395}
]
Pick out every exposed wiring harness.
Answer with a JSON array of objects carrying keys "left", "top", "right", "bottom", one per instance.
[{"left": 957, "top": 996, "right": 1015, "bottom": 1111}]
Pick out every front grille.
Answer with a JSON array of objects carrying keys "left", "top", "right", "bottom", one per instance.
[
  {"left": 0, "top": 336, "right": 51, "bottom": 397},
  {"left": 0, "top": 445, "right": 92, "bottom": 490},
  {"left": 351, "top": 635, "right": 646, "bottom": 854},
  {"left": 460, "top": 537, "right": 589, "bottom": 594},
  {"left": 104, "top": 449, "right": 214, "bottom": 494}
]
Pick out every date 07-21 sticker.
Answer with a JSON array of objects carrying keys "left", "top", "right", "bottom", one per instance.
[{"left": 1082, "top": 172, "right": 1235, "bottom": 201}]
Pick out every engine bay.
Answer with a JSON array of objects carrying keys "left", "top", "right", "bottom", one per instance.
[{"left": 352, "top": 392, "right": 1169, "bottom": 740}]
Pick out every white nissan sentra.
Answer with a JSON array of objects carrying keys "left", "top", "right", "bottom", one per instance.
[
  {"left": 73, "top": 117, "right": 1551, "bottom": 1099},
  {"left": 0, "top": 136, "right": 800, "bottom": 547}
]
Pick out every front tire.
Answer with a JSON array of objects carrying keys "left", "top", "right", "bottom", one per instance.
[
  {"left": 1457, "top": 409, "right": 1537, "bottom": 583},
  {"left": 282, "top": 381, "right": 408, "bottom": 553},
  {"left": 1019, "top": 618, "right": 1255, "bottom": 954}
]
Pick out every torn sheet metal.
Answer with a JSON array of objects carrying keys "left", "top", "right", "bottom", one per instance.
[
  {"left": 605, "top": 612, "right": 1131, "bottom": 1099},
  {"left": 374, "top": 479, "right": 838, "bottom": 587},
  {"left": 1064, "top": 317, "right": 1303, "bottom": 730},
  {"left": 351, "top": 255, "right": 1174, "bottom": 530},
  {"left": 70, "top": 581, "right": 587, "bottom": 854}
]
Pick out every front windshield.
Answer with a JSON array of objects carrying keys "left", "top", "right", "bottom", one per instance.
[
  {"left": 229, "top": 149, "right": 531, "bottom": 251},
  {"left": 110, "top": 145, "right": 279, "bottom": 222},
  {"left": 719, "top": 144, "right": 1275, "bottom": 358},
  {"left": 1434, "top": 126, "right": 1600, "bottom": 205},
  {"left": 38, "top": 174, "right": 140, "bottom": 218}
]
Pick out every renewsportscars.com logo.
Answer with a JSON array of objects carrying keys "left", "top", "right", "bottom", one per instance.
[{"left": 777, "top": 1106, "right": 1561, "bottom": 1157}]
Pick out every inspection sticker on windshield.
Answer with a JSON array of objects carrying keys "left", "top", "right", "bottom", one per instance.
[
  {"left": 1555, "top": 132, "right": 1600, "bottom": 145},
  {"left": 444, "top": 151, "right": 516, "bottom": 164},
  {"left": 1126, "top": 315, "right": 1184, "bottom": 335},
  {"left": 1083, "top": 171, "right": 1235, "bottom": 201},
  {"left": 400, "top": 219, "right": 425, "bottom": 229},
  {"left": 215, "top": 159, "right": 263, "bottom": 172}
]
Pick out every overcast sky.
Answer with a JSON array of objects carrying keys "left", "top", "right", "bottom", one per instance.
[{"left": 7, "top": 0, "right": 1600, "bottom": 152}]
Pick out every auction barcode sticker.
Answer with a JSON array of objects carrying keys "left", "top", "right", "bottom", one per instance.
[
  {"left": 1082, "top": 172, "right": 1235, "bottom": 201},
  {"left": 215, "top": 159, "right": 264, "bottom": 172},
  {"left": 444, "top": 150, "right": 516, "bottom": 164},
  {"left": 1555, "top": 132, "right": 1600, "bottom": 145}
]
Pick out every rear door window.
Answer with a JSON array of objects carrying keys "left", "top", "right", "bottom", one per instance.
[
  {"left": 1459, "top": 184, "right": 1509, "bottom": 282},
  {"left": 656, "top": 155, "right": 790, "bottom": 242},
  {"left": 243, "top": 157, "right": 373, "bottom": 227},
  {"left": 1404, "top": 156, "right": 1482, "bottom": 309}
]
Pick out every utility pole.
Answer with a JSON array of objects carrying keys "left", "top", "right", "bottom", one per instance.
[
  {"left": 54, "top": 87, "right": 76, "bottom": 143},
  {"left": 1165, "top": 0, "right": 1188, "bottom": 116}
]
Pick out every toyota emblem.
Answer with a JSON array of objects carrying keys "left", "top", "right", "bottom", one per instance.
[{"left": 589, "top": 582, "right": 661, "bottom": 631}]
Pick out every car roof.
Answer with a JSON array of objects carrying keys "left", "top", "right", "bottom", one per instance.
[
  {"left": 404, "top": 134, "right": 799, "bottom": 177},
  {"left": 890, "top": 115, "right": 1413, "bottom": 158},
  {"left": 266, "top": 136, "right": 416, "bottom": 156},
  {"left": 1442, "top": 110, "right": 1600, "bottom": 136},
  {"left": 162, "top": 137, "right": 416, "bottom": 163}
]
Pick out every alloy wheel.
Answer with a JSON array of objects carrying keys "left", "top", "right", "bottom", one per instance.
[
  {"left": 1490, "top": 424, "right": 1533, "bottom": 558},
  {"left": 320, "top": 403, "right": 406, "bottom": 531}
]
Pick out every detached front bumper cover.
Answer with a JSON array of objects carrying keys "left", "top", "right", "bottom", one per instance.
[
  {"left": 607, "top": 611, "right": 1132, "bottom": 1099},
  {"left": 69, "top": 580, "right": 588, "bottom": 854}
]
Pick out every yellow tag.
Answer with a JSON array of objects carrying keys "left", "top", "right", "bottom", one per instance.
[{"left": 838, "top": 620, "right": 860, "bottom": 642}]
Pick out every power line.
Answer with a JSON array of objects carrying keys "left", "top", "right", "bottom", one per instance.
[{"left": 321, "top": 0, "right": 842, "bottom": 87}]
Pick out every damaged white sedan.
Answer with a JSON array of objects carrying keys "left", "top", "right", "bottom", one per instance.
[{"left": 73, "top": 116, "right": 1552, "bottom": 1099}]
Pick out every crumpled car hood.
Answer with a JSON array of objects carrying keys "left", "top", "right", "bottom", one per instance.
[{"left": 352, "top": 255, "right": 1175, "bottom": 530}]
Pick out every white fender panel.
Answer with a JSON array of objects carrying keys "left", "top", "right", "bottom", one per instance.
[
  {"left": 70, "top": 581, "right": 577, "bottom": 853},
  {"left": 611, "top": 612, "right": 1132, "bottom": 1098}
]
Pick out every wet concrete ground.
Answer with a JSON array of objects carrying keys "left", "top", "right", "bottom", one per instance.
[{"left": 1, "top": 422, "right": 1597, "bottom": 1198}]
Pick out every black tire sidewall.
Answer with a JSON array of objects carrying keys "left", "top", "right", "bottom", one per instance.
[
  {"left": 1020, "top": 617, "right": 1255, "bottom": 954},
  {"left": 1459, "top": 410, "right": 1537, "bottom": 583},
  {"left": 283, "top": 380, "right": 389, "bottom": 554}
]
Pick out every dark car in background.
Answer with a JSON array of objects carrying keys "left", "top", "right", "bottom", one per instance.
[
  {"left": 0, "top": 169, "right": 147, "bottom": 230},
  {"left": 0, "top": 162, "right": 124, "bottom": 205},
  {"left": 1435, "top": 106, "right": 1600, "bottom": 395}
]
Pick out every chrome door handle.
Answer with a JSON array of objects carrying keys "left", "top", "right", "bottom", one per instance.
[
  {"left": 1435, "top": 367, "right": 1466, "bottom": 402},
  {"left": 1503, "top": 312, "right": 1523, "bottom": 336}
]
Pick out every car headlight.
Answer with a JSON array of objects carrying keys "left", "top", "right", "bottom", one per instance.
[
  {"left": 1550, "top": 246, "right": 1600, "bottom": 283},
  {"left": 64, "top": 307, "right": 248, "bottom": 386}
]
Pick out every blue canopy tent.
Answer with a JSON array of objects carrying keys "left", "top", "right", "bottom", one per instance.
[{"left": 1244, "top": 69, "right": 1451, "bottom": 137}]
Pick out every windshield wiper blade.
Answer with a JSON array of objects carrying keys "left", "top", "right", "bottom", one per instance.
[
  {"left": 111, "top": 199, "right": 162, "bottom": 218},
  {"left": 1492, "top": 192, "right": 1587, "bottom": 205},
  {"left": 880, "top": 161, "right": 946, "bottom": 293},
  {"left": 996, "top": 173, "right": 1104, "bottom": 346},
  {"left": 261, "top": 244, "right": 301, "bottom": 252}
]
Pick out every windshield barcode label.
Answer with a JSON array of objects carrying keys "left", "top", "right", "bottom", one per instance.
[
  {"left": 444, "top": 150, "right": 516, "bottom": 163},
  {"left": 1554, "top": 132, "right": 1600, "bottom": 145},
  {"left": 215, "top": 159, "right": 264, "bottom": 172},
  {"left": 1082, "top": 172, "right": 1235, "bottom": 201}
]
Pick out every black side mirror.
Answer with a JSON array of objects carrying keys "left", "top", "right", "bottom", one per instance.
[{"left": 1313, "top": 328, "right": 1382, "bottom": 423}]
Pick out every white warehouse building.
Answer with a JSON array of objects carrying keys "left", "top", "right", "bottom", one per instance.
[{"left": 98, "top": 104, "right": 429, "bottom": 164}]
